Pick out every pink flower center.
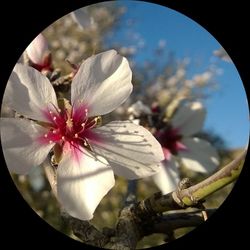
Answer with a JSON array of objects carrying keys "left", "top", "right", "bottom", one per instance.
[
  {"left": 39, "top": 103, "right": 99, "bottom": 152},
  {"left": 155, "top": 127, "right": 187, "bottom": 159}
]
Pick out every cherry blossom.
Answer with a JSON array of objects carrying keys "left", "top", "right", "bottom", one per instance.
[{"left": 1, "top": 50, "right": 164, "bottom": 220}]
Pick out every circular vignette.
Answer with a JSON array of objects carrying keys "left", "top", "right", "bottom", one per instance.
[{"left": 0, "top": 1, "right": 249, "bottom": 249}]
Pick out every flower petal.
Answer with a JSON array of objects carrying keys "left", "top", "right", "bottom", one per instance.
[
  {"left": 6, "top": 63, "right": 58, "bottom": 122},
  {"left": 26, "top": 33, "right": 49, "bottom": 65},
  {"left": 179, "top": 137, "right": 219, "bottom": 173},
  {"left": 151, "top": 157, "right": 180, "bottom": 194},
  {"left": 57, "top": 147, "right": 115, "bottom": 221},
  {"left": 171, "top": 102, "right": 206, "bottom": 136},
  {"left": 71, "top": 50, "right": 132, "bottom": 117},
  {"left": 0, "top": 118, "right": 54, "bottom": 174},
  {"left": 89, "top": 120, "right": 164, "bottom": 179}
]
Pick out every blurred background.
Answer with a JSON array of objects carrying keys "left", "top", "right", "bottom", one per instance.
[{"left": 6, "top": 1, "right": 249, "bottom": 248}]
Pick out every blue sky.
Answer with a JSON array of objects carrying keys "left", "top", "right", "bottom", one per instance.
[{"left": 103, "top": 0, "right": 249, "bottom": 149}]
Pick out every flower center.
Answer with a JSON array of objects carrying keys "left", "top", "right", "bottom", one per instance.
[
  {"left": 156, "top": 127, "right": 184, "bottom": 155},
  {"left": 40, "top": 101, "right": 100, "bottom": 153}
]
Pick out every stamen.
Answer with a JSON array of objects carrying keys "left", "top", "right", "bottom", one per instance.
[
  {"left": 52, "top": 130, "right": 57, "bottom": 134},
  {"left": 48, "top": 102, "right": 62, "bottom": 116},
  {"left": 49, "top": 140, "right": 53, "bottom": 144},
  {"left": 53, "top": 116, "right": 57, "bottom": 121},
  {"left": 74, "top": 133, "right": 78, "bottom": 138},
  {"left": 74, "top": 123, "right": 86, "bottom": 135},
  {"left": 44, "top": 134, "right": 48, "bottom": 138},
  {"left": 61, "top": 136, "right": 65, "bottom": 140}
]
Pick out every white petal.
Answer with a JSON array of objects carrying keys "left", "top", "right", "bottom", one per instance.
[
  {"left": 71, "top": 8, "right": 95, "bottom": 30},
  {"left": 71, "top": 50, "right": 132, "bottom": 117},
  {"left": 26, "top": 34, "right": 48, "bottom": 65},
  {"left": 152, "top": 158, "right": 180, "bottom": 194},
  {"left": 89, "top": 121, "right": 164, "bottom": 179},
  {"left": 0, "top": 118, "right": 54, "bottom": 174},
  {"left": 57, "top": 147, "right": 115, "bottom": 221},
  {"left": 6, "top": 63, "right": 58, "bottom": 122},
  {"left": 171, "top": 102, "right": 206, "bottom": 136},
  {"left": 179, "top": 137, "right": 219, "bottom": 173}
]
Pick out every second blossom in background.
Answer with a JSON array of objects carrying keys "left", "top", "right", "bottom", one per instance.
[{"left": 152, "top": 102, "right": 220, "bottom": 194}]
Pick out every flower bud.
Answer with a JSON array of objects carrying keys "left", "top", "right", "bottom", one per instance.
[{"left": 26, "top": 33, "right": 53, "bottom": 72}]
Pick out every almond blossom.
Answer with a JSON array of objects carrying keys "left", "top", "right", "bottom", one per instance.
[
  {"left": 26, "top": 33, "right": 53, "bottom": 72},
  {"left": 1, "top": 50, "right": 164, "bottom": 220},
  {"left": 152, "top": 102, "right": 219, "bottom": 194}
]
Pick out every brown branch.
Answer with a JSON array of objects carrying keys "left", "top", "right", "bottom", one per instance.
[
  {"left": 46, "top": 149, "right": 246, "bottom": 249},
  {"left": 61, "top": 211, "right": 110, "bottom": 248},
  {"left": 151, "top": 209, "right": 216, "bottom": 234}
]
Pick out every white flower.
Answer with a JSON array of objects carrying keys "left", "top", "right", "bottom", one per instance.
[
  {"left": 152, "top": 102, "right": 219, "bottom": 194},
  {"left": 1, "top": 50, "right": 164, "bottom": 220}
]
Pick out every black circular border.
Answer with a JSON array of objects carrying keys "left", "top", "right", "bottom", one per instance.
[{"left": 0, "top": 0, "right": 249, "bottom": 249}]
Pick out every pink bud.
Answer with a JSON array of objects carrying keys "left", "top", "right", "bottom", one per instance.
[{"left": 26, "top": 34, "right": 53, "bottom": 72}]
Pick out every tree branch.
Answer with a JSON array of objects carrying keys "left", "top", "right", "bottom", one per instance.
[
  {"left": 47, "top": 149, "right": 246, "bottom": 249},
  {"left": 151, "top": 209, "right": 216, "bottom": 234},
  {"left": 173, "top": 148, "right": 246, "bottom": 207},
  {"left": 61, "top": 211, "right": 110, "bottom": 248},
  {"left": 124, "top": 180, "right": 138, "bottom": 206}
]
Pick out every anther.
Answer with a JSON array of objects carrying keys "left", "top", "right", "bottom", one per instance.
[
  {"left": 52, "top": 130, "right": 57, "bottom": 134},
  {"left": 61, "top": 136, "right": 65, "bottom": 140},
  {"left": 44, "top": 134, "right": 48, "bottom": 138},
  {"left": 53, "top": 116, "right": 57, "bottom": 121},
  {"left": 49, "top": 140, "right": 53, "bottom": 144},
  {"left": 74, "top": 133, "right": 78, "bottom": 138}
]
